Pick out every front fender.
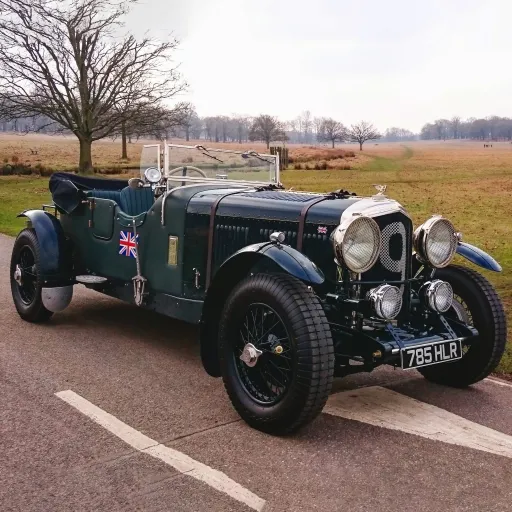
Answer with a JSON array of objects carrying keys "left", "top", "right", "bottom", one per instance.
[
  {"left": 209, "top": 241, "right": 325, "bottom": 287},
  {"left": 456, "top": 242, "right": 502, "bottom": 272},
  {"left": 258, "top": 242, "right": 325, "bottom": 285},
  {"left": 17, "top": 210, "right": 73, "bottom": 284},
  {"left": 199, "top": 242, "right": 324, "bottom": 377}
]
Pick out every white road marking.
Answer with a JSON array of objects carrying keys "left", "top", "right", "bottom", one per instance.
[
  {"left": 485, "top": 377, "right": 512, "bottom": 389},
  {"left": 324, "top": 386, "right": 512, "bottom": 459},
  {"left": 56, "top": 390, "right": 265, "bottom": 512}
]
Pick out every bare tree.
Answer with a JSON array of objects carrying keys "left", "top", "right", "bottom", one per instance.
[
  {"left": 232, "top": 115, "right": 251, "bottom": 143},
  {"left": 317, "top": 118, "right": 347, "bottom": 148},
  {"left": 450, "top": 116, "right": 461, "bottom": 140},
  {"left": 118, "top": 102, "right": 188, "bottom": 157},
  {"left": 347, "top": 121, "right": 381, "bottom": 151},
  {"left": 150, "top": 105, "right": 191, "bottom": 141},
  {"left": 487, "top": 115, "right": 501, "bottom": 140},
  {"left": 202, "top": 116, "right": 223, "bottom": 142},
  {"left": 313, "top": 117, "right": 323, "bottom": 141},
  {"left": 219, "top": 116, "right": 230, "bottom": 143},
  {"left": 0, "top": 0, "right": 185, "bottom": 172},
  {"left": 249, "top": 115, "right": 285, "bottom": 149},
  {"left": 433, "top": 119, "right": 449, "bottom": 140},
  {"left": 177, "top": 103, "right": 198, "bottom": 142},
  {"left": 299, "top": 110, "right": 313, "bottom": 144},
  {"left": 383, "top": 127, "right": 416, "bottom": 142},
  {"left": 189, "top": 115, "right": 204, "bottom": 140},
  {"left": 285, "top": 119, "right": 300, "bottom": 143}
]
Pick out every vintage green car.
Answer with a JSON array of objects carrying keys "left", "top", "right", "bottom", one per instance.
[{"left": 10, "top": 143, "right": 507, "bottom": 434}]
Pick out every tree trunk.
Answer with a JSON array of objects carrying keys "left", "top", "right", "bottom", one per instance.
[
  {"left": 359, "top": 142, "right": 363, "bottom": 151},
  {"left": 185, "top": 127, "right": 190, "bottom": 141},
  {"left": 121, "top": 122, "right": 128, "bottom": 159},
  {"left": 266, "top": 140, "right": 270, "bottom": 149},
  {"left": 79, "top": 138, "right": 93, "bottom": 174},
  {"left": 332, "top": 139, "right": 335, "bottom": 148}
]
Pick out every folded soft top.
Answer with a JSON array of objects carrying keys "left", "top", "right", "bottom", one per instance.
[
  {"left": 49, "top": 172, "right": 128, "bottom": 193},
  {"left": 49, "top": 172, "right": 129, "bottom": 214}
]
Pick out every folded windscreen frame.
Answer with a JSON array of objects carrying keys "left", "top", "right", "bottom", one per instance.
[
  {"left": 49, "top": 172, "right": 128, "bottom": 214},
  {"left": 164, "top": 144, "right": 280, "bottom": 186}
]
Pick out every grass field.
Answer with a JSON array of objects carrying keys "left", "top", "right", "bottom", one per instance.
[
  {"left": 0, "top": 133, "right": 147, "bottom": 172},
  {"left": 0, "top": 136, "right": 511, "bottom": 375},
  {"left": 0, "top": 133, "right": 365, "bottom": 173}
]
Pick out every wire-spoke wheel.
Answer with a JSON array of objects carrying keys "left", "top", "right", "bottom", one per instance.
[
  {"left": 15, "top": 245, "right": 39, "bottom": 305},
  {"left": 219, "top": 273, "right": 335, "bottom": 435},
  {"left": 234, "top": 303, "right": 293, "bottom": 405},
  {"left": 419, "top": 265, "right": 507, "bottom": 387},
  {"left": 10, "top": 229, "right": 53, "bottom": 323}
]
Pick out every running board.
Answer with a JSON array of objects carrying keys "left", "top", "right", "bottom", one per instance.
[{"left": 75, "top": 275, "right": 108, "bottom": 284}]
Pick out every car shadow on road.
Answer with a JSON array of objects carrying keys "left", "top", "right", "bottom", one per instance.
[{"left": 45, "top": 297, "right": 202, "bottom": 363}]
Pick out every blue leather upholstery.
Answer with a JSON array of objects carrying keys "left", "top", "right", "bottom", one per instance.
[
  {"left": 85, "top": 187, "right": 154, "bottom": 217},
  {"left": 119, "top": 187, "right": 154, "bottom": 217},
  {"left": 85, "top": 189, "right": 122, "bottom": 203}
]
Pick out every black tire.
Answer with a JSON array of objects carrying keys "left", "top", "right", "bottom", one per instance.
[
  {"left": 419, "top": 265, "right": 507, "bottom": 387},
  {"left": 219, "top": 273, "right": 335, "bottom": 434},
  {"left": 10, "top": 229, "right": 53, "bottom": 323}
]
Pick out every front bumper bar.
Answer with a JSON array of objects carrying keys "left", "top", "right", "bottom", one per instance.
[{"left": 330, "top": 315, "right": 479, "bottom": 368}]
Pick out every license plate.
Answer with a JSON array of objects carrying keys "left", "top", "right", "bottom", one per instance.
[{"left": 401, "top": 339, "right": 463, "bottom": 370}]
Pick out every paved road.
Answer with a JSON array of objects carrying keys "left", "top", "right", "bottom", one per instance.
[{"left": 2, "top": 233, "right": 512, "bottom": 512}]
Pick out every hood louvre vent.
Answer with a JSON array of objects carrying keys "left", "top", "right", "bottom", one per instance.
[
  {"left": 241, "top": 191, "right": 321, "bottom": 202},
  {"left": 214, "top": 224, "right": 250, "bottom": 265},
  {"left": 213, "top": 222, "right": 299, "bottom": 269}
]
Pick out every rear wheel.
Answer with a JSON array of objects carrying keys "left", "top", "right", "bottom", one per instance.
[
  {"left": 419, "top": 265, "right": 506, "bottom": 387},
  {"left": 219, "top": 273, "right": 335, "bottom": 434},
  {"left": 10, "top": 229, "right": 53, "bottom": 323}
]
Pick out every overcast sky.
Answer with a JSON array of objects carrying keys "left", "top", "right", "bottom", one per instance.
[{"left": 125, "top": 0, "right": 511, "bottom": 132}]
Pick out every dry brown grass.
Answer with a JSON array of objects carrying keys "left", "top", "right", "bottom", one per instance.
[
  {"left": 0, "top": 133, "right": 369, "bottom": 173},
  {"left": 0, "top": 133, "right": 149, "bottom": 172},
  {"left": 289, "top": 147, "right": 356, "bottom": 161}
]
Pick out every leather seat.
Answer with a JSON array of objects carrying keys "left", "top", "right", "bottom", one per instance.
[
  {"left": 119, "top": 186, "right": 154, "bottom": 217},
  {"left": 86, "top": 190, "right": 122, "bottom": 203}
]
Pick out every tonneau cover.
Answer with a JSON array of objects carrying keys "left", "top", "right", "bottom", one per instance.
[{"left": 49, "top": 172, "right": 128, "bottom": 214}]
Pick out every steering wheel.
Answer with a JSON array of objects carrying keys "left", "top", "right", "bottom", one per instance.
[{"left": 167, "top": 166, "right": 207, "bottom": 178}]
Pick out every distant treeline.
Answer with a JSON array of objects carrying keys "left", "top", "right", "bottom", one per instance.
[
  {"left": 0, "top": 111, "right": 412, "bottom": 146},
  {"left": 0, "top": 116, "right": 56, "bottom": 134},
  {"left": 10, "top": 111, "right": 512, "bottom": 145},
  {"left": 421, "top": 116, "right": 512, "bottom": 141}
]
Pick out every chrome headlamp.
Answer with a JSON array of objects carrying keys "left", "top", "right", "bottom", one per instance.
[
  {"left": 413, "top": 216, "right": 458, "bottom": 268},
  {"left": 422, "top": 280, "right": 453, "bottom": 313},
  {"left": 332, "top": 215, "right": 381, "bottom": 273},
  {"left": 367, "top": 284, "right": 403, "bottom": 320},
  {"left": 144, "top": 166, "right": 162, "bottom": 184}
]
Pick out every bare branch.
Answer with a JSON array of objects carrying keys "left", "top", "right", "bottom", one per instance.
[
  {"left": 347, "top": 121, "right": 381, "bottom": 151},
  {"left": 0, "top": 0, "right": 186, "bottom": 172},
  {"left": 248, "top": 115, "right": 286, "bottom": 149},
  {"left": 316, "top": 117, "right": 347, "bottom": 148}
]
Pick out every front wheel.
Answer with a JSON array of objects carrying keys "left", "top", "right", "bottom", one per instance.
[
  {"left": 219, "top": 273, "right": 335, "bottom": 434},
  {"left": 419, "top": 265, "right": 507, "bottom": 387}
]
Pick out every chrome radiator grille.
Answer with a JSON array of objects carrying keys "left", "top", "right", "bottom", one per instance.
[{"left": 361, "top": 211, "right": 413, "bottom": 290}]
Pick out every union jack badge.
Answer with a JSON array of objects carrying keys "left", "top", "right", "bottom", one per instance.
[
  {"left": 119, "top": 231, "right": 138, "bottom": 258},
  {"left": 317, "top": 226, "right": 328, "bottom": 235}
]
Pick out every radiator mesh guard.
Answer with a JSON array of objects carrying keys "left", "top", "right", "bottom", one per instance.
[{"left": 362, "top": 212, "right": 413, "bottom": 288}]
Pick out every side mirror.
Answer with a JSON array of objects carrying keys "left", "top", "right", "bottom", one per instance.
[{"left": 128, "top": 178, "right": 144, "bottom": 190}]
